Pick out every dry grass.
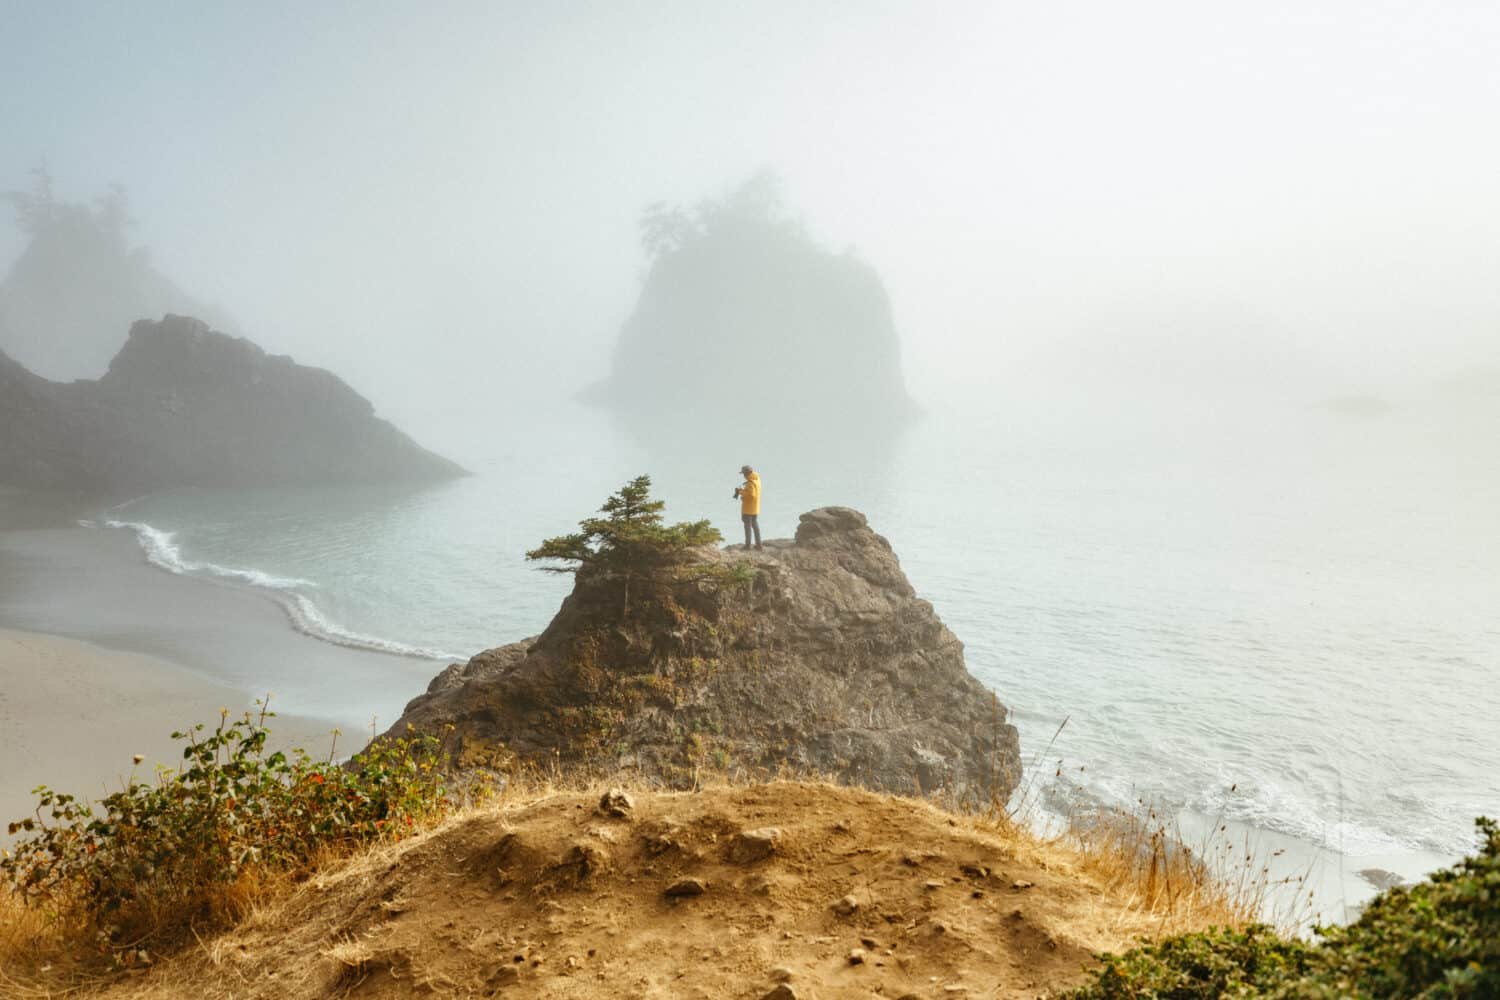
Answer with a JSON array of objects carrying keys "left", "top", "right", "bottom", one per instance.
[
  {"left": 0, "top": 886, "right": 149, "bottom": 998},
  {"left": 1010, "top": 805, "right": 1262, "bottom": 936},
  {"left": 986, "top": 714, "right": 1308, "bottom": 940}
]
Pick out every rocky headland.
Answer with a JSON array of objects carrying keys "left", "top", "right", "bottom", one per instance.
[
  {"left": 390, "top": 506, "right": 1020, "bottom": 805},
  {"left": 0, "top": 314, "right": 464, "bottom": 494}
]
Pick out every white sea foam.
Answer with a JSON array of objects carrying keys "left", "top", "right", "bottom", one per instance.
[
  {"left": 283, "top": 593, "right": 464, "bottom": 662},
  {"left": 103, "top": 519, "right": 459, "bottom": 662},
  {"left": 1190, "top": 778, "right": 1420, "bottom": 856},
  {"left": 105, "top": 520, "right": 316, "bottom": 589}
]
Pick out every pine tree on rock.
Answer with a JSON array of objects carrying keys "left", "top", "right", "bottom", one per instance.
[{"left": 526, "top": 475, "right": 721, "bottom": 619}]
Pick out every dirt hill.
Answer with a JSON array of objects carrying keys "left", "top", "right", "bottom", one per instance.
[
  {"left": 388, "top": 507, "right": 1021, "bottom": 805},
  {"left": 92, "top": 782, "right": 1167, "bottom": 1000}
]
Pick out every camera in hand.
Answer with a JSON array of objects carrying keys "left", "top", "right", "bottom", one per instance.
[{"left": 733, "top": 487, "right": 742, "bottom": 499}]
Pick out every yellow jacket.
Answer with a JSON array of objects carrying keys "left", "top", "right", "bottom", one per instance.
[{"left": 740, "top": 472, "right": 761, "bottom": 515}]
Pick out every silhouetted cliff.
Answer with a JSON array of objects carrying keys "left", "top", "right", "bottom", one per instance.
[{"left": 0, "top": 315, "right": 464, "bottom": 493}]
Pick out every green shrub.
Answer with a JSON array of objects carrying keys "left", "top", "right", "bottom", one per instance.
[
  {"left": 1070, "top": 817, "right": 1500, "bottom": 998},
  {"left": 1310, "top": 816, "right": 1500, "bottom": 997},
  {"left": 2, "top": 706, "right": 450, "bottom": 959},
  {"left": 1073, "top": 924, "right": 1317, "bottom": 998}
]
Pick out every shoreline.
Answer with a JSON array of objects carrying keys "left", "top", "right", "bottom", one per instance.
[
  {"left": 0, "top": 509, "right": 460, "bottom": 835},
  {"left": 0, "top": 517, "right": 449, "bottom": 731},
  {"left": 0, "top": 628, "right": 346, "bottom": 838},
  {"left": 1173, "top": 807, "right": 1457, "bottom": 930},
  {"left": 0, "top": 497, "right": 1468, "bottom": 925}
]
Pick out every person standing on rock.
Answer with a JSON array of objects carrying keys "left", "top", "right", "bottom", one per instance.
[{"left": 735, "top": 465, "right": 762, "bottom": 550}]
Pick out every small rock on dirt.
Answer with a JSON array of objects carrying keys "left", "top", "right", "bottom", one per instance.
[
  {"left": 598, "top": 788, "right": 634, "bottom": 817},
  {"left": 831, "top": 894, "right": 859, "bottom": 916},
  {"left": 769, "top": 966, "right": 794, "bottom": 982},
  {"left": 847, "top": 948, "right": 866, "bottom": 965},
  {"left": 762, "top": 985, "right": 799, "bottom": 1000},
  {"left": 732, "top": 827, "right": 782, "bottom": 862},
  {"left": 665, "top": 877, "right": 706, "bottom": 897},
  {"left": 1011, "top": 879, "right": 1034, "bottom": 890},
  {"left": 486, "top": 964, "right": 521, "bottom": 987}
]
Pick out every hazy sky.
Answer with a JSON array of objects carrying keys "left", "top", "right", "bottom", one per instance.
[{"left": 3, "top": 1, "right": 1497, "bottom": 436}]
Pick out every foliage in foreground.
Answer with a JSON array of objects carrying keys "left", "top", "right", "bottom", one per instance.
[
  {"left": 2, "top": 706, "right": 451, "bottom": 963},
  {"left": 1069, "top": 816, "right": 1500, "bottom": 998}
]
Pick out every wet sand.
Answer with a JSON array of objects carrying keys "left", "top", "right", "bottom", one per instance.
[
  {"left": 0, "top": 521, "right": 450, "bottom": 731},
  {"left": 0, "top": 509, "right": 462, "bottom": 834}
]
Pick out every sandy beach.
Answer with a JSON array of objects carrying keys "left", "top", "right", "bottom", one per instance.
[
  {"left": 0, "top": 500, "right": 464, "bottom": 838},
  {"left": 0, "top": 519, "right": 449, "bottom": 731},
  {"left": 0, "top": 628, "right": 344, "bottom": 835}
]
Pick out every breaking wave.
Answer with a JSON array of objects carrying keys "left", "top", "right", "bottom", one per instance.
[
  {"left": 105, "top": 519, "right": 316, "bottom": 589},
  {"left": 282, "top": 593, "right": 464, "bottom": 662},
  {"left": 101, "top": 519, "right": 460, "bottom": 662}
]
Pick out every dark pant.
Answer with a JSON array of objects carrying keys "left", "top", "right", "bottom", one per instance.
[{"left": 742, "top": 514, "right": 761, "bottom": 548}]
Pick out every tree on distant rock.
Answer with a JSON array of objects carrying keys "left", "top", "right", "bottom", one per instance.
[
  {"left": 3, "top": 167, "right": 130, "bottom": 244},
  {"left": 0, "top": 169, "right": 226, "bottom": 380},
  {"left": 639, "top": 201, "right": 697, "bottom": 258},
  {"left": 637, "top": 169, "right": 801, "bottom": 263},
  {"left": 3, "top": 166, "right": 58, "bottom": 235},
  {"left": 526, "top": 475, "right": 722, "bottom": 618}
]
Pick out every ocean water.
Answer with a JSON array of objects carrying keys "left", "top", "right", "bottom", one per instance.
[{"left": 87, "top": 390, "right": 1500, "bottom": 863}]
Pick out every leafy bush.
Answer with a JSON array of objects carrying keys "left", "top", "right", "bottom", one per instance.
[
  {"left": 1069, "top": 817, "right": 1500, "bottom": 998},
  {"left": 1072, "top": 924, "right": 1316, "bottom": 998},
  {"left": 2, "top": 706, "right": 450, "bottom": 960}
]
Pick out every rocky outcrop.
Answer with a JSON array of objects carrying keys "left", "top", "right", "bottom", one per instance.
[
  {"left": 389, "top": 507, "right": 1020, "bottom": 805},
  {"left": 0, "top": 314, "right": 464, "bottom": 493}
]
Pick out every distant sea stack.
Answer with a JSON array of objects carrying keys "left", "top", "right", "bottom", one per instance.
[
  {"left": 587, "top": 174, "right": 919, "bottom": 442},
  {"left": 0, "top": 172, "right": 233, "bottom": 381},
  {"left": 0, "top": 314, "right": 465, "bottom": 494},
  {"left": 388, "top": 506, "right": 1020, "bottom": 804}
]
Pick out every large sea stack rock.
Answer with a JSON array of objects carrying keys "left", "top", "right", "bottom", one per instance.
[
  {"left": 587, "top": 176, "right": 919, "bottom": 446},
  {"left": 389, "top": 506, "right": 1021, "bottom": 804},
  {"left": 0, "top": 314, "right": 464, "bottom": 493}
]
